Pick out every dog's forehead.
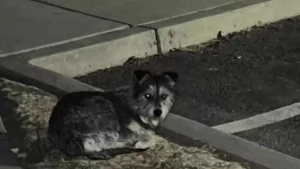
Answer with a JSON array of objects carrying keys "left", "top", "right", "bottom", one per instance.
[
  {"left": 159, "top": 86, "right": 173, "bottom": 96},
  {"left": 137, "top": 77, "right": 155, "bottom": 92},
  {"left": 137, "top": 74, "right": 173, "bottom": 92},
  {"left": 153, "top": 74, "right": 173, "bottom": 87}
]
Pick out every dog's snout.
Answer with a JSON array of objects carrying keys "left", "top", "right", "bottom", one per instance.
[{"left": 153, "top": 109, "right": 162, "bottom": 117}]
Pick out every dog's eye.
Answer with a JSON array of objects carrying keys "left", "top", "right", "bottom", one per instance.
[
  {"left": 144, "top": 94, "right": 152, "bottom": 99},
  {"left": 161, "top": 94, "right": 168, "bottom": 99}
]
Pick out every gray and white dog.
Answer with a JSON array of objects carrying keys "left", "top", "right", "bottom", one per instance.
[{"left": 47, "top": 70, "right": 178, "bottom": 159}]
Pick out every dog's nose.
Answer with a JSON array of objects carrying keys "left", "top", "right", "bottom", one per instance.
[{"left": 153, "top": 109, "right": 162, "bottom": 117}]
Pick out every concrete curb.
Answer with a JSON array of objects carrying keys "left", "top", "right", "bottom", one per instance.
[
  {"left": 29, "top": 27, "right": 157, "bottom": 78},
  {"left": 158, "top": 114, "right": 300, "bottom": 169},
  {"left": 0, "top": 60, "right": 102, "bottom": 97},
  {"left": 19, "top": 0, "right": 300, "bottom": 78},
  {"left": 145, "top": 0, "right": 300, "bottom": 53}
]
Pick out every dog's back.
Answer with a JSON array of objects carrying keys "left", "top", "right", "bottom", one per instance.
[{"left": 48, "top": 91, "right": 126, "bottom": 156}]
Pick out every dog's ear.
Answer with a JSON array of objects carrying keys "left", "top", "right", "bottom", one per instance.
[
  {"left": 133, "top": 70, "right": 151, "bottom": 84},
  {"left": 163, "top": 71, "right": 178, "bottom": 83}
]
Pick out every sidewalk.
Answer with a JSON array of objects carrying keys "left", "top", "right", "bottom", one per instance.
[{"left": 1, "top": 0, "right": 243, "bottom": 57}]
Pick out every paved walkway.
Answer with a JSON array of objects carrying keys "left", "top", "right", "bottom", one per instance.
[{"left": 0, "top": 0, "right": 242, "bottom": 57}]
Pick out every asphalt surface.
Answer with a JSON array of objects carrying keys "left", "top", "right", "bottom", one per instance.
[
  {"left": 236, "top": 115, "right": 300, "bottom": 159},
  {"left": 78, "top": 16, "right": 300, "bottom": 127}
]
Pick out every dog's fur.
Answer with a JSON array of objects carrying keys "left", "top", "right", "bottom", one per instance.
[{"left": 47, "top": 70, "right": 178, "bottom": 159}]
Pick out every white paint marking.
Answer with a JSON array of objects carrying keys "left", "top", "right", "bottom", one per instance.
[{"left": 212, "top": 102, "right": 300, "bottom": 134}]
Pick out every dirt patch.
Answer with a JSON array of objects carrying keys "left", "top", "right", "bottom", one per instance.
[{"left": 0, "top": 78, "right": 246, "bottom": 169}]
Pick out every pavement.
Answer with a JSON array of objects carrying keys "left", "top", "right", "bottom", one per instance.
[
  {"left": 0, "top": 0, "right": 127, "bottom": 57},
  {"left": 236, "top": 115, "right": 300, "bottom": 159},
  {"left": 2, "top": 0, "right": 300, "bottom": 168}
]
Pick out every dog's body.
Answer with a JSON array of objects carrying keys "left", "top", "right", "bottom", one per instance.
[{"left": 47, "top": 70, "right": 178, "bottom": 159}]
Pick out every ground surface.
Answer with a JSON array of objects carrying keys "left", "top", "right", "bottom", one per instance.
[
  {"left": 236, "top": 115, "right": 300, "bottom": 159},
  {"left": 0, "top": 77, "right": 246, "bottom": 169},
  {"left": 77, "top": 16, "right": 300, "bottom": 126}
]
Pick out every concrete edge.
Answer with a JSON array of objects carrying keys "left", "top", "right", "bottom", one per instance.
[
  {"left": 0, "top": 60, "right": 102, "bottom": 98},
  {"left": 143, "top": 0, "right": 300, "bottom": 53},
  {"left": 28, "top": 27, "right": 157, "bottom": 78}
]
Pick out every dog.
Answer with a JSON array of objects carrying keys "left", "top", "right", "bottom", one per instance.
[{"left": 47, "top": 70, "right": 178, "bottom": 159}]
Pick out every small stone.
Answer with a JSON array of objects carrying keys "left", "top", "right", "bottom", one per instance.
[
  {"left": 17, "top": 152, "right": 27, "bottom": 158},
  {"left": 11, "top": 148, "right": 19, "bottom": 154},
  {"left": 257, "top": 20, "right": 264, "bottom": 26},
  {"left": 208, "top": 67, "right": 219, "bottom": 71},
  {"left": 135, "top": 155, "right": 144, "bottom": 161}
]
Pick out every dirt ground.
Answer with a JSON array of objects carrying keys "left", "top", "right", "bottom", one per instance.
[
  {"left": 77, "top": 16, "right": 300, "bottom": 126},
  {"left": 0, "top": 78, "right": 247, "bottom": 169}
]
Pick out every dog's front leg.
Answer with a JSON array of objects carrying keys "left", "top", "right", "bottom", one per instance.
[{"left": 133, "top": 131, "right": 156, "bottom": 149}]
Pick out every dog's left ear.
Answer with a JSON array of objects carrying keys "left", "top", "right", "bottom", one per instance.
[
  {"left": 133, "top": 70, "right": 151, "bottom": 85},
  {"left": 163, "top": 71, "right": 178, "bottom": 85}
]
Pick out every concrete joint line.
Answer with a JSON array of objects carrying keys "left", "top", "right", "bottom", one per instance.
[
  {"left": 153, "top": 28, "right": 162, "bottom": 54},
  {"left": 139, "top": 25, "right": 162, "bottom": 54}
]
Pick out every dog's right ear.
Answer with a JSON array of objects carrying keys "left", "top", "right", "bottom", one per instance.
[{"left": 133, "top": 70, "right": 151, "bottom": 85}]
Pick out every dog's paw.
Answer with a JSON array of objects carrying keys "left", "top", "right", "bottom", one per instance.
[{"left": 134, "top": 138, "right": 156, "bottom": 149}]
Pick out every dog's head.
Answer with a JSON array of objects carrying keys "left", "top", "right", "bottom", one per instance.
[{"left": 131, "top": 70, "right": 178, "bottom": 127}]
